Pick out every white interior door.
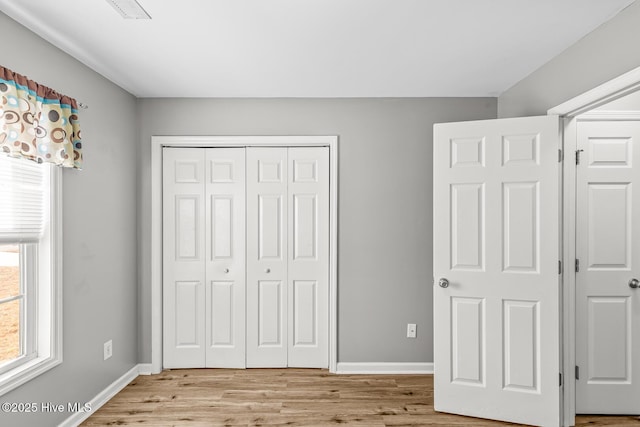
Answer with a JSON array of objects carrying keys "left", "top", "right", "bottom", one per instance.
[
  {"left": 287, "top": 147, "right": 329, "bottom": 368},
  {"left": 164, "top": 145, "right": 329, "bottom": 369},
  {"left": 575, "top": 120, "right": 640, "bottom": 414},
  {"left": 205, "top": 148, "right": 246, "bottom": 368},
  {"left": 433, "top": 116, "right": 562, "bottom": 426},
  {"left": 163, "top": 148, "right": 206, "bottom": 368},
  {"left": 247, "top": 147, "right": 289, "bottom": 367}
]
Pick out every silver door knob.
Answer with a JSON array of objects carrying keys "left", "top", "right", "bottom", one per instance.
[
  {"left": 630, "top": 278, "right": 639, "bottom": 289},
  {"left": 438, "top": 278, "right": 449, "bottom": 288},
  {"left": 224, "top": 268, "right": 230, "bottom": 274},
  {"left": 265, "top": 268, "right": 271, "bottom": 273}
]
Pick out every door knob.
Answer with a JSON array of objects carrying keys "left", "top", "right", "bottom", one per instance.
[
  {"left": 438, "top": 278, "right": 449, "bottom": 288},
  {"left": 630, "top": 278, "right": 639, "bottom": 289},
  {"left": 224, "top": 268, "right": 230, "bottom": 274},
  {"left": 265, "top": 268, "right": 271, "bottom": 273}
]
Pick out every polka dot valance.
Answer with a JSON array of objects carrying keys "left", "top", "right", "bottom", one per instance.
[{"left": 0, "top": 65, "right": 82, "bottom": 169}]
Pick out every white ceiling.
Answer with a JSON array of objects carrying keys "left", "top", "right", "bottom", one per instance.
[{"left": 0, "top": 0, "right": 634, "bottom": 98}]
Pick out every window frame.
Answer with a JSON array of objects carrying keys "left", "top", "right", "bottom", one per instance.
[
  {"left": 0, "top": 243, "right": 37, "bottom": 376},
  {"left": 0, "top": 162, "right": 62, "bottom": 396}
]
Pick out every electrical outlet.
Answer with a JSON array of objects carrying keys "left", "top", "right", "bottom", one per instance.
[
  {"left": 104, "top": 340, "right": 113, "bottom": 360},
  {"left": 407, "top": 323, "right": 417, "bottom": 338}
]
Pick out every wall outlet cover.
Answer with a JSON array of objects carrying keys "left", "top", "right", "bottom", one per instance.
[
  {"left": 104, "top": 340, "right": 113, "bottom": 360},
  {"left": 407, "top": 323, "right": 417, "bottom": 338}
]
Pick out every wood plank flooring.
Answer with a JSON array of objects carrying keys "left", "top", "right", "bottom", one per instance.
[{"left": 81, "top": 369, "right": 640, "bottom": 426}]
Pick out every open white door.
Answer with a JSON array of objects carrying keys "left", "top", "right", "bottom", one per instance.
[
  {"left": 575, "top": 120, "right": 640, "bottom": 414},
  {"left": 433, "top": 116, "right": 562, "bottom": 426}
]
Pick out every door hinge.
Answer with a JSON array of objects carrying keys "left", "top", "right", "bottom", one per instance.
[
  {"left": 575, "top": 259, "right": 580, "bottom": 273},
  {"left": 575, "top": 365, "right": 580, "bottom": 380},
  {"left": 558, "top": 149, "right": 563, "bottom": 163},
  {"left": 559, "top": 373, "right": 563, "bottom": 387},
  {"left": 576, "top": 149, "right": 584, "bottom": 165},
  {"left": 558, "top": 260, "right": 562, "bottom": 275}
]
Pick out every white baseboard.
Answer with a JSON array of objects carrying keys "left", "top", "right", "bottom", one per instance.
[
  {"left": 58, "top": 364, "right": 140, "bottom": 427},
  {"left": 336, "top": 362, "right": 433, "bottom": 375},
  {"left": 137, "top": 363, "right": 155, "bottom": 375}
]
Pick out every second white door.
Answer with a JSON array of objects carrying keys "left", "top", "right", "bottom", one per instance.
[
  {"left": 576, "top": 120, "right": 640, "bottom": 414},
  {"left": 246, "top": 147, "right": 329, "bottom": 368}
]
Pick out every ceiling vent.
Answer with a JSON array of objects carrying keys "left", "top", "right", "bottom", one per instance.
[{"left": 105, "top": 0, "right": 151, "bottom": 19}]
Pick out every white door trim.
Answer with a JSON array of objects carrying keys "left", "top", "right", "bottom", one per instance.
[
  {"left": 548, "top": 66, "right": 640, "bottom": 117},
  {"left": 548, "top": 64, "right": 640, "bottom": 427},
  {"left": 574, "top": 110, "right": 640, "bottom": 121},
  {"left": 150, "top": 135, "right": 339, "bottom": 374}
]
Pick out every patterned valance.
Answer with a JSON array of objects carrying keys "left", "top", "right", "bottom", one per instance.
[{"left": 0, "top": 65, "right": 82, "bottom": 169}]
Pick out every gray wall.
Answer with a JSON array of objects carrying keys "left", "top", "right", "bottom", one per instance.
[
  {"left": 137, "top": 98, "right": 497, "bottom": 364},
  {"left": 0, "top": 12, "right": 139, "bottom": 427},
  {"left": 498, "top": 1, "right": 640, "bottom": 118}
]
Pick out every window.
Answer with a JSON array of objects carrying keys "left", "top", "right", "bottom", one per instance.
[
  {"left": 0, "top": 243, "right": 37, "bottom": 374},
  {"left": 0, "top": 155, "right": 61, "bottom": 396}
]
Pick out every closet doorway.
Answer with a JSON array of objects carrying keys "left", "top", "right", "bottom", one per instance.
[{"left": 153, "top": 136, "right": 338, "bottom": 371}]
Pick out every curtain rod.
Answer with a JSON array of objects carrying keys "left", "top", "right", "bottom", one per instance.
[{"left": 78, "top": 102, "right": 89, "bottom": 110}]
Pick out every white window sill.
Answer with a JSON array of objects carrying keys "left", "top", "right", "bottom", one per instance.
[{"left": 0, "top": 350, "right": 62, "bottom": 397}]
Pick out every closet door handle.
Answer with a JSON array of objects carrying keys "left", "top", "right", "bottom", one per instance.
[
  {"left": 224, "top": 268, "right": 230, "bottom": 274},
  {"left": 265, "top": 268, "right": 271, "bottom": 273}
]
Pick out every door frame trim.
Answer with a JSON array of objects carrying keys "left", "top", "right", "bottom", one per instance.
[
  {"left": 150, "top": 135, "right": 339, "bottom": 374},
  {"left": 548, "top": 64, "right": 640, "bottom": 427},
  {"left": 549, "top": 66, "right": 640, "bottom": 117}
]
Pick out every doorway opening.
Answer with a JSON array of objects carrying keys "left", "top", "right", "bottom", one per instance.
[{"left": 552, "top": 78, "right": 640, "bottom": 425}]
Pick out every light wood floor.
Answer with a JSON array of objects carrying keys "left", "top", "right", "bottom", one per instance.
[{"left": 81, "top": 369, "right": 640, "bottom": 426}]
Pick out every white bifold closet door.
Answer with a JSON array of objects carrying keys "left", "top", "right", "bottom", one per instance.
[
  {"left": 246, "top": 147, "right": 329, "bottom": 368},
  {"left": 163, "top": 148, "right": 246, "bottom": 368},
  {"left": 163, "top": 146, "right": 328, "bottom": 369}
]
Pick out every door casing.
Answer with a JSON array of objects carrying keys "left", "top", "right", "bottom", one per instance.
[
  {"left": 549, "top": 65, "right": 640, "bottom": 426},
  {"left": 150, "top": 136, "right": 339, "bottom": 374}
]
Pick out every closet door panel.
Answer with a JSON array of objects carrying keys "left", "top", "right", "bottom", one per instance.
[
  {"left": 247, "top": 147, "right": 288, "bottom": 367},
  {"left": 163, "top": 148, "right": 206, "bottom": 368},
  {"left": 205, "top": 148, "right": 246, "bottom": 368},
  {"left": 288, "top": 147, "right": 329, "bottom": 368},
  {"left": 164, "top": 145, "right": 329, "bottom": 369}
]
